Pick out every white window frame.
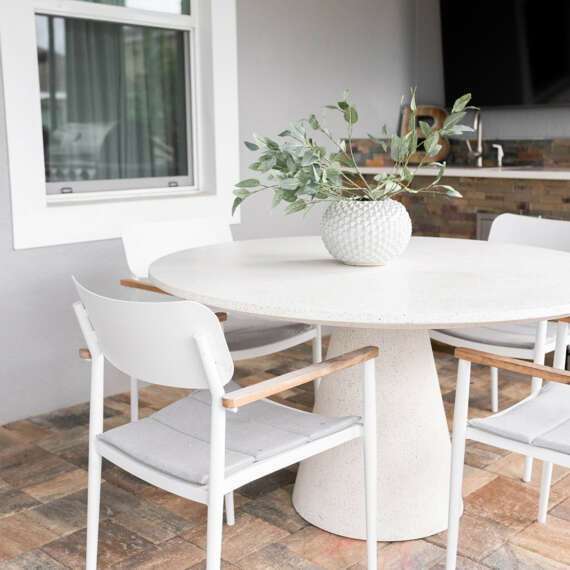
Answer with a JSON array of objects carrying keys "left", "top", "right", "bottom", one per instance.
[{"left": 0, "top": 0, "right": 240, "bottom": 249}]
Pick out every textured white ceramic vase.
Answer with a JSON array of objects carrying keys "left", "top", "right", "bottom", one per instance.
[{"left": 321, "top": 199, "right": 412, "bottom": 266}]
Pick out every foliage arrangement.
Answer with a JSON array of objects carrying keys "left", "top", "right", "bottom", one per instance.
[{"left": 232, "top": 89, "right": 477, "bottom": 216}]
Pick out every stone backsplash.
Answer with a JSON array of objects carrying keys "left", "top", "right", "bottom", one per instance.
[{"left": 351, "top": 138, "right": 570, "bottom": 239}]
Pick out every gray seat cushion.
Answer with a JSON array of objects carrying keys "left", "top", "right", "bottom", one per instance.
[
  {"left": 534, "top": 420, "right": 570, "bottom": 455},
  {"left": 221, "top": 313, "right": 313, "bottom": 353},
  {"left": 469, "top": 382, "right": 570, "bottom": 453},
  {"left": 435, "top": 322, "right": 558, "bottom": 349},
  {"left": 98, "top": 382, "right": 359, "bottom": 485}
]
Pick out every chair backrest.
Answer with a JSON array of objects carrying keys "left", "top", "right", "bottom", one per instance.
[
  {"left": 73, "top": 278, "right": 234, "bottom": 390},
  {"left": 488, "top": 213, "right": 570, "bottom": 252},
  {"left": 122, "top": 218, "right": 233, "bottom": 279}
]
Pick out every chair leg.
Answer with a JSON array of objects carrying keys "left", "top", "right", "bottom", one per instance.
[
  {"left": 130, "top": 377, "right": 138, "bottom": 422},
  {"left": 206, "top": 493, "right": 224, "bottom": 570},
  {"left": 446, "top": 359, "right": 471, "bottom": 570},
  {"left": 363, "top": 358, "right": 377, "bottom": 570},
  {"left": 523, "top": 320, "right": 548, "bottom": 483},
  {"left": 312, "top": 325, "right": 323, "bottom": 393},
  {"left": 538, "top": 461, "right": 553, "bottom": 523},
  {"left": 85, "top": 448, "right": 102, "bottom": 570},
  {"left": 490, "top": 366, "right": 499, "bottom": 412},
  {"left": 522, "top": 456, "right": 533, "bottom": 483},
  {"left": 224, "top": 492, "right": 235, "bottom": 526}
]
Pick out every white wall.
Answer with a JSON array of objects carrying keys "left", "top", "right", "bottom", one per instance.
[{"left": 0, "top": 0, "right": 418, "bottom": 423}]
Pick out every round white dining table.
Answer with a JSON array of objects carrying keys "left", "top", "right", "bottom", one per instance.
[{"left": 149, "top": 236, "right": 570, "bottom": 542}]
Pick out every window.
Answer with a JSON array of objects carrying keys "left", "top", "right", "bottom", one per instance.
[
  {"left": 37, "top": 14, "right": 194, "bottom": 195},
  {"left": 0, "top": 0, "right": 239, "bottom": 248},
  {"left": 79, "top": 1, "right": 191, "bottom": 15}
]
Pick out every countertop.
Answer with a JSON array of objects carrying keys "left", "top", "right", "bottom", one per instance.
[{"left": 356, "top": 165, "right": 570, "bottom": 180}]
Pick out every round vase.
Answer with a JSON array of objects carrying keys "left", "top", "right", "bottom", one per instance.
[{"left": 320, "top": 199, "right": 412, "bottom": 266}]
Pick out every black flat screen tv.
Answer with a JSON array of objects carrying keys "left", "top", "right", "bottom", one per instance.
[{"left": 440, "top": 0, "right": 570, "bottom": 108}]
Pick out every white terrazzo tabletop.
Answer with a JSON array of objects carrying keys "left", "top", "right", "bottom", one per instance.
[{"left": 149, "top": 236, "right": 570, "bottom": 329}]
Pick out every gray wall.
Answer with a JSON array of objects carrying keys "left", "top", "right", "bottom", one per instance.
[
  {"left": 233, "top": 0, "right": 417, "bottom": 239},
  {"left": 0, "top": 0, "right": 417, "bottom": 423}
]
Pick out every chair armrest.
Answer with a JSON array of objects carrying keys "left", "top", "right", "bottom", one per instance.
[
  {"left": 119, "top": 278, "right": 227, "bottom": 322},
  {"left": 79, "top": 348, "right": 91, "bottom": 360},
  {"left": 555, "top": 316, "right": 570, "bottom": 323},
  {"left": 222, "top": 346, "right": 378, "bottom": 409},
  {"left": 455, "top": 347, "right": 570, "bottom": 384},
  {"left": 120, "top": 277, "right": 172, "bottom": 296}
]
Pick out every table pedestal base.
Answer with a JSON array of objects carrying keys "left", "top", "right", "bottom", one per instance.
[{"left": 292, "top": 327, "right": 451, "bottom": 541}]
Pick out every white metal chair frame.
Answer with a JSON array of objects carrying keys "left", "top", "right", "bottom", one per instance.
[
  {"left": 73, "top": 281, "right": 378, "bottom": 570},
  {"left": 119, "top": 217, "right": 324, "bottom": 421},
  {"left": 446, "top": 318, "right": 570, "bottom": 570},
  {"left": 431, "top": 213, "right": 570, "bottom": 482},
  {"left": 431, "top": 213, "right": 570, "bottom": 412}
]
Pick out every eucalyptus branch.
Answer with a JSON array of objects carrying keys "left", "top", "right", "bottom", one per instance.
[{"left": 232, "top": 89, "right": 475, "bottom": 216}]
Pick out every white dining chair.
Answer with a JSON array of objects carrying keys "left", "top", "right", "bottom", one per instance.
[
  {"left": 446, "top": 317, "right": 570, "bottom": 570},
  {"left": 430, "top": 214, "right": 570, "bottom": 481},
  {"left": 119, "top": 217, "right": 323, "bottom": 422},
  {"left": 73, "top": 278, "right": 378, "bottom": 570}
]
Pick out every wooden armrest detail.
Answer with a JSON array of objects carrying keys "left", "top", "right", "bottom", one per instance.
[
  {"left": 120, "top": 278, "right": 171, "bottom": 296},
  {"left": 455, "top": 347, "right": 570, "bottom": 384},
  {"left": 120, "top": 278, "right": 226, "bottom": 322},
  {"left": 79, "top": 348, "right": 91, "bottom": 360},
  {"left": 222, "top": 346, "right": 379, "bottom": 409},
  {"left": 555, "top": 316, "right": 570, "bottom": 323}
]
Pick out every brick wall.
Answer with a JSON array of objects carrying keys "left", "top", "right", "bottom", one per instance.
[{"left": 352, "top": 138, "right": 570, "bottom": 239}]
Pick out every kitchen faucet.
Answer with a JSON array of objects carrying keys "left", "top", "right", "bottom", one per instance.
[{"left": 465, "top": 110, "right": 483, "bottom": 168}]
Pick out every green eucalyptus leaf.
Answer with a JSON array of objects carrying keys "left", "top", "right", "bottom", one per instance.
[
  {"left": 390, "top": 134, "right": 407, "bottom": 162},
  {"left": 438, "top": 185, "right": 462, "bottom": 197},
  {"left": 258, "top": 156, "right": 277, "bottom": 172},
  {"left": 301, "top": 151, "right": 317, "bottom": 167},
  {"left": 428, "top": 143, "right": 442, "bottom": 157},
  {"left": 325, "top": 104, "right": 338, "bottom": 110},
  {"left": 278, "top": 129, "right": 290, "bottom": 137},
  {"left": 382, "top": 124, "right": 388, "bottom": 135},
  {"left": 279, "top": 178, "right": 300, "bottom": 190},
  {"left": 244, "top": 141, "right": 258, "bottom": 151},
  {"left": 236, "top": 178, "right": 260, "bottom": 188},
  {"left": 337, "top": 101, "right": 349, "bottom": 110},
  {"left": 452, "top": 93, "right": 472, "bottom": 113},
  {"left": 402, "top": 165, "right": 414, "bottom": 182},
  {"left": 282, "top": 190, "right": 297, "bottom": 202},
  {"left": 308, "top": 114, "right": 320, "bottom": 130},
  {"left": 419, "top": 120, "right": 432, "bottom": 139},
  {"left": 233, "top": 188, "right": 251, "bottom": 199},
  {"left": 272, "top": 191, "right": 283, "bottom": 208},
  {"left": 338, "top": 154, "right": 356, "bottom": 168},
  {"left": 423, "top": 132, "right": 440, "bottom": 155},
  {"left": 231, "top": 197, "right": 243, "bottom": 216},
  {"left": 343, "top": 88, "right": 350, "bottom": 100},
  {"left": 285, "top": 199, "right": 307, "bottom": 215},
  {"left": 344, "top": 106, "right": 358, "bottom": 124},
  {"left": 443, "top": 111, "right": 466, "bottom": 130}
]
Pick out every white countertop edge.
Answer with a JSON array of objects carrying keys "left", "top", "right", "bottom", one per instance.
[
  {"left": 149, "top": 271, "right": 570, "bottom": 329},
  {"left": 355, "top": 166, "right": 570, "bottom": 180}
]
